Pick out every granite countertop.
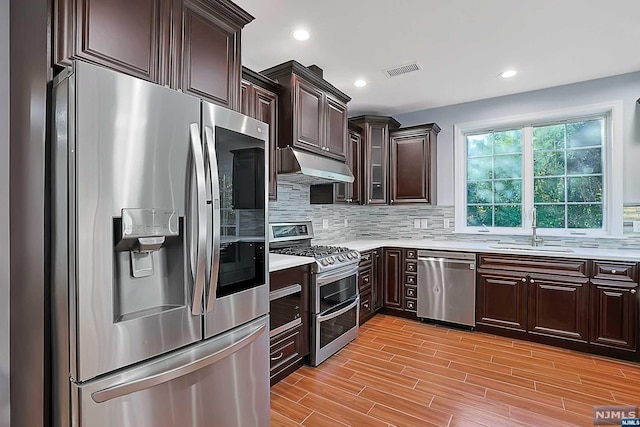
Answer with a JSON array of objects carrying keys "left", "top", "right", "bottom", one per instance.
[
  {"left": 335, "top": 239, "right": 640, "bottom": 262},
  {"left": 269, "top": 253, "right": 315, "bottom": 272}
]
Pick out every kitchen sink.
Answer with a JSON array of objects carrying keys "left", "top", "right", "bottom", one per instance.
[{"left": 488, "top": 244, "right": 574, "bottom": 253}]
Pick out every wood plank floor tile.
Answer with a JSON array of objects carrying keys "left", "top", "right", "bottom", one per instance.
[
  {"left": 367, "top": 403, "right": 446, "bottom": 427},
  {"left": 297, "top": 394, "right": 389, "bottom": 427},
  {"left": 300, "top": 411, "right": 347, "bottom": 427},
  {"left": 271, "top": 314, "right": 640, "bottom": 426}
]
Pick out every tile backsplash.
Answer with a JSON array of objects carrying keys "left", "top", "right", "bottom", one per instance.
[{"left": 268, "top": 181, "right": 640, "bottom": 250}]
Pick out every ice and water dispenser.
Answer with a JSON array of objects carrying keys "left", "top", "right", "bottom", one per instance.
[{"left": 113, "top": 208, "right": 185, "bottom": 322}]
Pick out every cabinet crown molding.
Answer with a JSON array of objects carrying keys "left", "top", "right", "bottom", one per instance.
[{"left": 349, "top": 115, "right": 401, "bottom": 129}]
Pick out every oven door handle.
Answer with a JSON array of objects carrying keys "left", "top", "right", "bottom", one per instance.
[
  {"left": 317, "top": 295, "right": 360, "bottom": 322},
  {"left": 315, "top": 265, "right": 359, "bottom": 286}
]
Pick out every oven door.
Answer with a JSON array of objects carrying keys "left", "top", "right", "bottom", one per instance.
[{"left": 315, "top": 265, "right": 359, "bottom": 314}]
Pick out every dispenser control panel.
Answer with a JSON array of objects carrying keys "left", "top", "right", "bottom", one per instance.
[{"left": 121, "top": 208, "right": 179, "bottom": 238}]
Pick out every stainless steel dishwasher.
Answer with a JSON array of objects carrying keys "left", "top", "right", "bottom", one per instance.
[{"left": 417, "top": 250, "right": 476, "bottom": 327}]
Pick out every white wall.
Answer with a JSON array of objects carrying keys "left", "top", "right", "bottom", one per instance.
[
  {"left": 394, "top": 72, "right": 640, "bottom": 205},
  {"left": 0, "top": 0, "right": 10, "bottom": 425}
]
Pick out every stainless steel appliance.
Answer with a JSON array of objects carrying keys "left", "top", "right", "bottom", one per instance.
[
  {"left": 51, "top": 61, "right": 270, "bottom": 427},
  {"left": 416, "top": 250, "right": 476, "bottom": 327},
  {"left": 269, "top": 222, "right": 360, "bottom": 366}
]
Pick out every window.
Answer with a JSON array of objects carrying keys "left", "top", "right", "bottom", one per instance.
[{"left": 454, "top": 102, "right": 623, "bottom": 237}]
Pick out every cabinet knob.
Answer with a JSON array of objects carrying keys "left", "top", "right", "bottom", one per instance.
[
  {"left": 521, "top": 277, "right": 526, "bottom": 282},
  {"left": 631, "top": 289, "right": 637, "bottom": 294},
  {"left": 369, "top": 199, "right": 372, "bottom": 202},
  {"left": 391, "top": 199, "right": 394, "bottom": 203},
  {"left": 611, "top": 269, "right": 617, "bottom": 274},
  {"left": 363, "top": 302, "right": 370, "bottom": 309},
  {"left": 530, "top": 279, "right": 535, "bottom": 284}
]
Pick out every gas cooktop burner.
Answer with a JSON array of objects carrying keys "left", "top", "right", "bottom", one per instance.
[{"left": 270, "top": 245, "right": 361, "bottom": 269}]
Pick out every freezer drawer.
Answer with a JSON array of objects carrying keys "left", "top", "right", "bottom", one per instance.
[{"left": 71, "top": 316, "right": 270, "bottom": 427}]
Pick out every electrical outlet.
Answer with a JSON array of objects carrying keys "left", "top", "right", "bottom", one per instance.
[
  {"left": 634, "top": 221, "right": 640, "bottom": 233},
  {"left": 322, "top": 219, "right": 329, "bottom": 229},
  {"left": 420, "top": 218, "right": 428, "bottom": 229},
  {"left": 443, "top": 219, "right": 450, "bottom": 229},
  {"left": 344, "top": 218, "right": 348, "bottom": 227},
  {"left": 414, "top": 219, "right": 420, "bottom": 229}
]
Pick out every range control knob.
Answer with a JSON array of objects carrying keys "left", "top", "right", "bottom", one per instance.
[
  {"left": 337, "top": 254, "right": 346, "bottom": 262},
  {"left": 351, "top": 251, "right": 359, "bottom": 259},
  {"left": 320, "top": 259, "right": 329, "bottom": 266},
  {"left": 327, "top": 256, "right": 335, "bottom": 264}
]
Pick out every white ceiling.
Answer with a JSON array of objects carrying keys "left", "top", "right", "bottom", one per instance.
[{"left": 234, "top": 0, "right": 640, "bottom": 116}]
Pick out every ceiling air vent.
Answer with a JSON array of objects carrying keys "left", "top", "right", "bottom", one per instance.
[{"left": 383, "top": 61, "right": 422, "bottom": 78}]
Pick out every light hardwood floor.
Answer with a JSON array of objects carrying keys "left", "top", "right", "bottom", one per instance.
[{"left": 270, "top": 314, "right": 640, "bottom": 427}]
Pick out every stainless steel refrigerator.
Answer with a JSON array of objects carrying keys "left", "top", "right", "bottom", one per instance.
[{"left": 51, "top": 61, "right": 270, "bottom": 427}]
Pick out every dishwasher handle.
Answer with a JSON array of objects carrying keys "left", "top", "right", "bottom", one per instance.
[{"left": 418, "top": 257, "right": 475, "bottom": 270}]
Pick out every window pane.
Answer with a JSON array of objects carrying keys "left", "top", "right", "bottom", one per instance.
[
  {"left": 494, "top": 130, "right": 522, "bottom": 154},
  {"left": 495, "top": 205, "right": 521, "bottom": 227},
  {"left": 534, "top": 150, "right": 564, "bottom": 177},
  {"left": 467, "top": 133, "right": 493, "bottom": 157},
  {"left": 468, "top": 181, "right": 492, "bottom": 204},
  {"left": 467, "top": 157, "right": 493, "bottom": 181},
  {"left": 567, "top": 119, "right": 603, "bottom": 148},
  {"left": 467, "top": 205, "right": 492, "bottom": 227},
  {"left": 567, "top": 148, "right": 602, "bottom": 175},
  {"left": 494, "top": 180, "right": 521, "bottom": 203},
  {"left": 494, "top": 154, "right": 522, "bottom": 179},
  {"left": 534, "top": 177, "right": 565, "bottom": 203},
  {"left": 535, "top": 204, "right": 565, "bottom": 228},
  {"left": 567, "top": 176, "right": 602, "bottom": 202},
  {"left": 567, "top": 204, "right": 602, "bottom": 228},
  {"left": 533, "top": 124, "right": 565, "bottom": 151}
]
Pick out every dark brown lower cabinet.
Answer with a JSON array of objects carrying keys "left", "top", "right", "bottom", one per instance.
[
  {"left": 269, "top": 325, "right": 304, "bottom": 385},
  {"left": 373, "top": 249, "right": 384, "bottom": 311},
  {"left": 590, "top": 280, "right": 638, "bottom": 352},
  {"left": 476, "top": 272, "right": 528, "bottom": 331},
  {"left": 527, "top": 276, "right": 589, "bottom": 342},
  {"left": 383, "top": 248, "right": 403, "bottom": 311}
]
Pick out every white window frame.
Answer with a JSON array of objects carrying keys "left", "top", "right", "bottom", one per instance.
[{"left": 454, "top": 101, "right": 624, "bottom": 238}]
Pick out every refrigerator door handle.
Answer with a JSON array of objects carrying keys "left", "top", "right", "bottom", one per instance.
[
  {"left": 203, "top": 125, "right": 221, "bottom": 313},
  {"left": 189, "top": 123, "right": 207, "bottom": 315},
  {"left": 90, "top": 322, "right": 266, "bottom": 403}
]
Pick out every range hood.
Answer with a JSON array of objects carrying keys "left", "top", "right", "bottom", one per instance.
[{"left": 278, "top": 147, "right": 354, "bottom": 185}]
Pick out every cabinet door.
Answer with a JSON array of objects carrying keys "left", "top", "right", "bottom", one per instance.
[
  {"left": 590, "top": 281, "right": 637, "bottom": 351},
  {"left": 365, "top": 123, "right": 389, "bottom": 204},
  {"left": 383, "top": 249, "right": 403, "bottom": 310},
  {"left": 528, "top": 277, "right": 589, "bottom": 342},
  {"left": 253, "top": 86, "right": 278, "bottom": 200},
  {"left": 325, "top": 96, "right": 347, "bottom": 159},
  {"left": 336, "top": 129, "right": 362, "bottom": 204},
  {"left": 390, "top": 132, "right": 430, "bottom": 204},
  {"left": 55, "top": 0, "right": 166, "bottom": 82},
  {"left": 373, "top": 249, "right": 383, "bottom": 310},
  {"left": 173, "top": 0, "right": 240, "bottom": 109},
  {"left": 293, "top": 76, "right": 324, "bottom": 153},
  {"left": 476, "top": 272, "right": 527, "bottom": 331},
  {"left": 240, "top": 80, "right": 252, "bottom": 116}
]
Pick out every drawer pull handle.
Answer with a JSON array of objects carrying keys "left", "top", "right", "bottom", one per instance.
[
  {"left": 631, "top": 289, "right": 637, "bottom": 294},
  {"left": 521, "top": 277, "right": 526, "bottom": 282},
  {"left": 611, "top": 269, "right": 617, "bottom": 274},
  {"left": 270, "top": 352, "right": 284, "bottom": 361},
  {"left": 364, "top": 277, "right": 369, "bottom": 282},
  {"left": 530, "top": 279, "right": 535, "bottom": 284},
  {"left": 363, "top": 302, "right": 370, "bottom": 309}
]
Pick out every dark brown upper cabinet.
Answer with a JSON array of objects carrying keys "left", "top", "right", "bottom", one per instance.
[
  {"left": 349, "top": 116, "right": 400, "bottom": 205},
  {"left": 261, "top": 61, "right": 351, "bottom": 161},
  {"left": 55, "top": 0, "right": 253, "bottom": 109},
  {"left": 241, "top": 67, "right": 280, "bottom": 200},
  {"left": 335, "top": 122, "right": 363, "bottom": 204},
  {"left": 389, "top": 124, "right": 440, "bottom": 204}
]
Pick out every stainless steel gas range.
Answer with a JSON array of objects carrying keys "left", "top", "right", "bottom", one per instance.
[{"left": 270, "top": 222, "right": 361, "bottom": 366}]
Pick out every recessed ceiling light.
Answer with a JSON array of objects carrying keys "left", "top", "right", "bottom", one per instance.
[
  {"left": 500, "top": 70, "right": 518, "bottom": 78},
  {"left": 354, "top": 79, "right": 367, "bottom": 88},
  {"left": 292, "top": 29, "right": 310, "bottom": 41}
]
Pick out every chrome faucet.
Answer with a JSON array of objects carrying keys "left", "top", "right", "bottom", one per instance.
[{"left": 531, "top": 207, "right": 543, "bottom": 247}]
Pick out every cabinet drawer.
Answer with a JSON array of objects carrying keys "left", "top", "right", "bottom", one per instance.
[
  {"left": 593, "top": 261, "right": 638, "bottom": 283},
  {"left": 359, "top": 290, "right": 374, "bottom": 324},
  {"left": 404, "top": 298, "right": 417, "bottom": 312},
  {"left": 269, "top": 325, "right": 302, "bottom": 373},
  {"left": 405, "top": 285, "right": 417, "bottom": 299},
  {"left": 359, "top": 269, "right": 372, "bottom": 293},
  {"left": 405, "top": 274, "right": 416, "bottom": 286},
  {"left": 359, "top": 250, "right": 373, "bottom": 267},
  {"left": 405, "top": 249, "right": 417, "bottom": 259},
  {"left": 405, "top": 261, "right": 417, "bottom": 273},
  {"left": 477, "top": 253, "right": 588, "bottom": 278}
]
